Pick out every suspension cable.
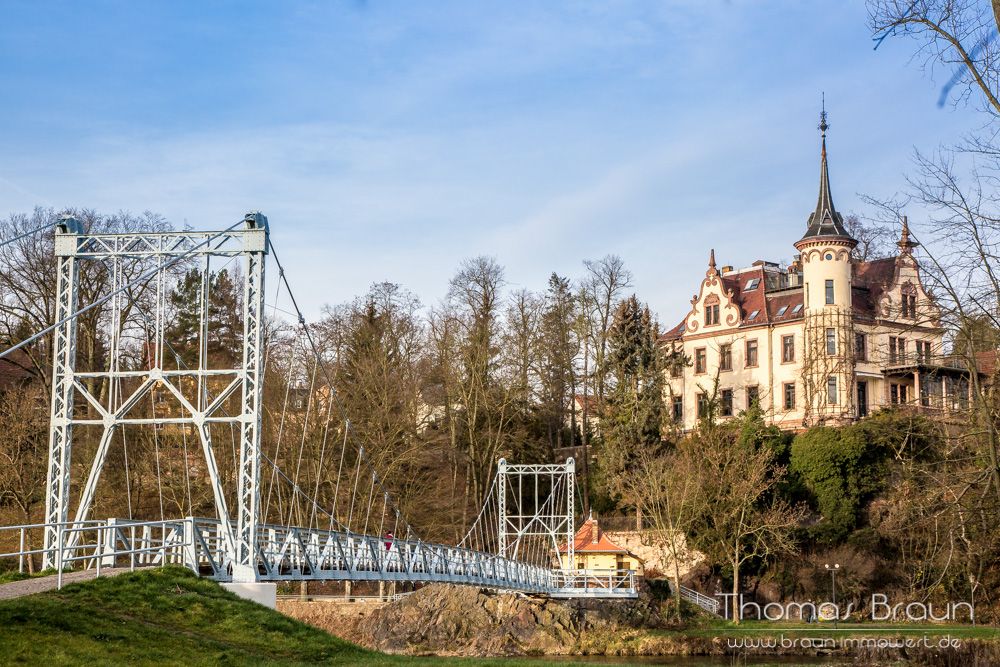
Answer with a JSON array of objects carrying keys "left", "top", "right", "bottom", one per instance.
[
  {"left": 0, "top": 219, "right": 56, "bottom": 249},
  {"left": 0, "top": 221, "right": 244, "bottom": 360},
  {"left": 267, "top": 237, "right": 418, "bottom": 540}
]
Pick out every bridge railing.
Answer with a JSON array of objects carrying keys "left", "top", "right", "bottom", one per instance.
[
  {"left": 550, "top": 568, "right": 637, "bottom": 597},
  {"left": 249, "top": 522, "right": 560, "bottom": 592},
  {"left": 0, "top": 519, "right": 200, "bottom": 587},
  {"left": 666, "top": 580, "right": 721, "bottom": 615},
  {"left": 0, "top": 520, "right": 104, "bottom": 575},
  {"left": 0, "top": 518, "right": 636, "bottom": 599}
]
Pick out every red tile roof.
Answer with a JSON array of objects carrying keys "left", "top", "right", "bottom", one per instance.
[
  {"left": 559, "top": 517, "right": 630, "bottom": 554},
  {"left": 662, "top": 256, "right": 910, "bottom": 342},
  {"left": 852, "top": 257, "right": 898, "bottom": 321},
  {"left": 766, "top": 290, "right": 804, "bottom": 323},
  {"left": 975, "top": 350, "right": 999, "bottom": 376},
  {"left": 0, "top": 349, "right": 36, "bottom": 392}
]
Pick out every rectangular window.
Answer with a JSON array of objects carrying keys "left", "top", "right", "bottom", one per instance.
[
  {"left": 695, "top": 348, "right": 707, "bottom": 374},
  {"left": 920, "top": 379, "right": 930, "bottom": 407},
  {"left": 745, "top": 339, "right": 758, "bottom": 367},
  {"left": 855, "top": 333, "right": 867, "bottom": 361},
  {"left": 744, "top": 278, "right": 760, "bottom": 290},
  {"left": 889, "top": 336, "right": 906, "bottom": 363},
  {"left": 721, "top": 389, "right": 733, "bottom": 417},
  {"left": 890, "top": 384, "right": 899, "bottom": 404},
  {"left": 825, "top": 328, "right": 837, "bottom": 355},
  {"left": 900, "top": 384, "right": 907, "bottom": 403},
  {"left": 783, "top": 382, "right": 795, "bottom": 410},
  {"left": 720, "top": 344, "right": 732, "bottom": 371},
  {"left": 825, "top": 279, "right": 835, "bottom": 305},
  {"left": 705, "top": 304, "right": 720, "bottom": 326},
  {"left": 671, "top": 396, "right": 683, "bottom": 423},
  {"left": 670, "top": 363, "right": 682, "bottom": 378},
  {"left": 902, "top": 294, "right": 917, "bottom": 318},
  {"left": 697, "top": 393, "right": 709, "bottom": 418},
  {"left": 916, "top": 340, "right": 931, "bottom": 363},
  {"left": 746, "top": 385, "right": 759, "bottom": 410},
  {"left": 782, "top": 335, "right": 795, "bottom": 363},
  {"left": 827, "top": 376, "right": 838, "bottom": 405}
]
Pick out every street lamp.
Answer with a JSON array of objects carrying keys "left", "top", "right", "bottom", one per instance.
[{"left": 825, "top": 563, "right": 840, "bottom": 629}]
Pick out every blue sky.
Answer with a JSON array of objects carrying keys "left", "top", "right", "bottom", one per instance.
[{"left": 0, "top": 1, "right": 982, "bottom": 322}]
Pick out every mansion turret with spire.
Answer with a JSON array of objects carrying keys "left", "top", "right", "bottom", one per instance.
[{"left": 661, "top": 107, "right": 963, "bottom": 431}]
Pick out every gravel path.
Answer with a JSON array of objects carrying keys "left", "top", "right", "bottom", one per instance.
[{"left": 0, "top": 567, "right": 131, "bottom": 601}]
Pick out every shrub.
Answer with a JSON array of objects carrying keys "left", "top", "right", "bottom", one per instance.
[{"left": 790, "top": 425, "right": 890, "bottom": 543}]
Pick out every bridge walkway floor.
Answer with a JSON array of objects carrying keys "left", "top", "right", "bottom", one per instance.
[{"left": 0, "top": 567, "right": 131, "bottom": 601}]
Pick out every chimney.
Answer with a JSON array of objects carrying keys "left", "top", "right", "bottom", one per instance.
[
  {"left": 592, "top": 518, "right": 599, "bottom": 544},
  {"left": 720, "top": 265, "right": 734, "bottom": 274}
]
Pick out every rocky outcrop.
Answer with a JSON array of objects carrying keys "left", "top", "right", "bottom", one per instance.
[
  {"left": 281, "top": 583, "right": 668, "bottom": 657},
  {"left": 361, "top": 585, "right": 578, "bottom": 655}
]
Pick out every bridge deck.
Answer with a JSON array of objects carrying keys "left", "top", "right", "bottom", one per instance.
[{"left": 0, "top": 519, "right": 637, "bottom": 599}]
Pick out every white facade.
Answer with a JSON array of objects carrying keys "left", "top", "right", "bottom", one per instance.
[{"left": 662, "top": 125, "right": 960, "bottom": 432}]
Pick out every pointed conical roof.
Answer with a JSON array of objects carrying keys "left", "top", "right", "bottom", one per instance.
[{"left": 797, "top": 104, "right": 855, "bottom": 246}]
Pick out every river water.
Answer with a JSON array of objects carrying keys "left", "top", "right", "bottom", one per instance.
[{"left": 537, "top": 657, "right": 848, "bottom": 665}]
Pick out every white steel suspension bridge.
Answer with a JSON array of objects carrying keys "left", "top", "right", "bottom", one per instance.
[{"left": 0, "top": 213, "right": 636, "bottom": 600}]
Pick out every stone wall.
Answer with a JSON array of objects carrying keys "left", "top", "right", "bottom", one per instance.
[{"left": 606, "top": 529, "right": 704, "bottom": 579}]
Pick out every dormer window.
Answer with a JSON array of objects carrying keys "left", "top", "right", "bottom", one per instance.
[{"left": 744, "top": 278, "right": 760, "bottom": 290}]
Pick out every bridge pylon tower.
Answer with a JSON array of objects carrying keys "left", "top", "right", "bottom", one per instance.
[
  {"left": 496, "top": 457, "right": 575, "bottom": 570},
  {"left": 41, "top": 213, "right": 269, "bottom": 583}
]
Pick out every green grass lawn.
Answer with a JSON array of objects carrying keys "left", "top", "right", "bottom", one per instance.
[{"left": 0, "top": 567, "right": 562, "bottom": 666}]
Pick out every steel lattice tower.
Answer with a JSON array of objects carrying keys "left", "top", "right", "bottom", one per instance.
[{"left": 42, "top": 213, "right": 269, "bottom": 581}]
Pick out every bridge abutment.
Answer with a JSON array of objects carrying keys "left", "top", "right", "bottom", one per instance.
[{"left": 222, "top": 582, "right": 277, "bottom": 609}]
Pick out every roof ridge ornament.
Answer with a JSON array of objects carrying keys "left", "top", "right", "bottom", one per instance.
[
  {"left": 897, "top": 215, "right": 919, "bottom": 255},
  {"left": 706, "top": 248, "right": 720, "bottom": 277},
  {"left": 818, "top": 92, "right": 829, "bottom": 137}
]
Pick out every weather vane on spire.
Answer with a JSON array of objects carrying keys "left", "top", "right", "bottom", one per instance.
[{"left": 818, "top": 92, "right": 829, "bottom": 137}]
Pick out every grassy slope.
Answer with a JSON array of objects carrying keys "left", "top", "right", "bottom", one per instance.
[{"left": 0, "top": 567, "right": 394, "bottom": 666}]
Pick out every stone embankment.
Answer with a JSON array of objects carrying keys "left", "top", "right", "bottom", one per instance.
[{"left": 279, "top": 583, "right": 664, "bottom": 656}]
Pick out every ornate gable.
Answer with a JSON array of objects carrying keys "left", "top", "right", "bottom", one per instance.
[
  {"left": 870, "top": 219, "right": 941, "bottom": 325},
  {"left": 684, "top": 249, "right": 741, "bottom": 334}
]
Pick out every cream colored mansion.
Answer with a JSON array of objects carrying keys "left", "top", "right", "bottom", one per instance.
[{"left": 662, "top": 117, "right": 969, "bottom": 431}]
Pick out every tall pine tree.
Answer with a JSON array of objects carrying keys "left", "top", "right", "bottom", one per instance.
[{"left": 597, "top": 295, "right": 666, "bottom": 510}]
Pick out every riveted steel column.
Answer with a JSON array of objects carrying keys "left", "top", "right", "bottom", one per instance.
[
  {"left": 43, "top": 217, "right": 83, "bottom": 569},
  {"left": 565, "top": 457, "right": 575, "bottom": 571},
  {"left": 496, "top": 458, "right": 507, "bottom": 559},
  {"left": 232, "top": 212, "right": 268, "bottom": 582}
]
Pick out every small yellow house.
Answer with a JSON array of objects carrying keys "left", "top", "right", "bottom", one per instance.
[{"left": 558, "top": 516, "right": 642, "bottom": 572}]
